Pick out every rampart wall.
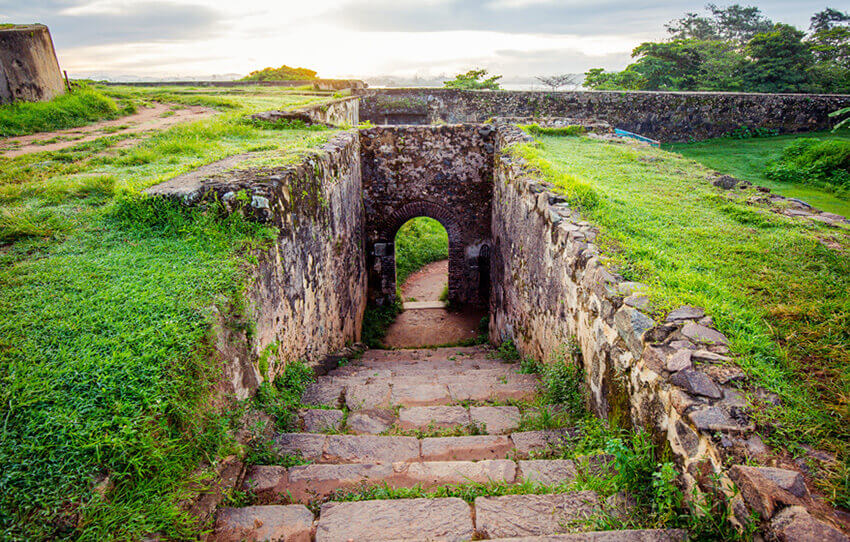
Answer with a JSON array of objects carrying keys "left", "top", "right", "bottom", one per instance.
[{"left": 356, "top": 88, "right": 850, "bottom": 142}]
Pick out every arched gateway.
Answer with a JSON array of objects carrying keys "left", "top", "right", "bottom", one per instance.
[{"left": 360, "top": 125, "right": 496, "bottom": 307}]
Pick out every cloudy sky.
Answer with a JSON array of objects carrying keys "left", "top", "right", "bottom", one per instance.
[{"left": 0, "top": 0, "right": 834, "bottom": 80}]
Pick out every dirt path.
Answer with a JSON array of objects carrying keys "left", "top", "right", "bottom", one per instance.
[
  {"left": 401, "top": 259, "right": 447, "bottom": 301},
  {"left": 384, "top": 258, "right": 484, "bottom": 348},
  {"left": 0, "top": 103, "right": 215, "bottom": 158}
]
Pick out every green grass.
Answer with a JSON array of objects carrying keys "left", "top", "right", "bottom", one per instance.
[
  {"left": 0, "top": 91, "right": 339, "bottom": 539},
  {"left": 394, "top": 216, "right": 449, "bottom": 289},
  {"left": 668, "top": 130, "right": 850, "bottom": 217},
  {"left": 526, "top": 134, "right": 850, "bottom": 507},
  {"left": 0, "top": 87, "right": 132, "bottom": 137}
]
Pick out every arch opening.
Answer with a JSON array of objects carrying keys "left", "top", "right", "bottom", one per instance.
[{"left": 394, "top": 217, "right": 449, "bottom": 305}]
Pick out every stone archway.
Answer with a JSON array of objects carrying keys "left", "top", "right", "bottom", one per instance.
[
  {"left": 372, "top": 201, "right": 466, "bottom": 306},
  {"left": 359, "top": 125, "right": 496, "bottom": 308}
]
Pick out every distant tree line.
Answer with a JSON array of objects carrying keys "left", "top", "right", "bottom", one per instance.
[
  {"left": 241, "top": 65, "right": 318, "bottom": 82},
  {"left": 584, "top": 5, "right": 850, "bottom": 93}
]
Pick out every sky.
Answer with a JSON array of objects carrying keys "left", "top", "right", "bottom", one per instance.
[{"left": 0, "top": 0, "right": 836, "bottom": 80}]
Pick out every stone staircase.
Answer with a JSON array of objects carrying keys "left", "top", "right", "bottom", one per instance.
[{"left": 213, "top": 346, "right": 686, "bottom": 541}]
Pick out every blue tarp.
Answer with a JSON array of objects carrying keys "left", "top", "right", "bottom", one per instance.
[{"left": 614, "top": 128, "right": 661, "bottom": 147}]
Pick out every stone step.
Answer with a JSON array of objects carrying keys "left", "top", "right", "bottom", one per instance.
[
  {"left": 488, "top": 530, "right": 688, "bottom": 541},
  {"left": 243, "top": 458, "right": 587, "bottom": 504},
  {"left": 273, "top": 430, "right": 581, "bottom": 464},
  {"left": 475, "top": 492, "right": 602, "bottom": 539},
  {"left": 297, "top": 405, "right": 522, "bottom": 435},
  {"left": 330, "top": 364, "right": 519, "bottom": 378},
  {"left": 302, "top": 374, "right": 538, "bottom": 408},
  {"left": 315, "top": 497, "right": 474, "bottom": 541},
  {"left": 243, "top": 459, "right": 522, "bottom": 502},
  {"left": 214, "top": 504, "right": 313, "bottom": 542},
  {"left": 357, "top": 345, "right": 495, "bottom": 363}
]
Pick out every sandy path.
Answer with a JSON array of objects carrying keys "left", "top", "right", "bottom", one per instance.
[
  {"left": 0, "top": 103, "right": 215, "bottom": 158},
  {"left": 384, "top": 258, "right": 485, "bottom": 348},
  {"left": 401, "top": 259, "right": 448, "bottom": 301}
]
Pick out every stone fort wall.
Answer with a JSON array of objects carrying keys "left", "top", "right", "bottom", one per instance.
[
  {"left": 360, "top": 125, "right": 495, "bottom": 307},
  {"left": 146, "top": 131, "right": 367, "bottom": 398},
  {"left": 355, "top": 88, "right": 850, "bottom": 142},
  {"left": 0, "top": 24, "right": 65, "bottom": 104}
]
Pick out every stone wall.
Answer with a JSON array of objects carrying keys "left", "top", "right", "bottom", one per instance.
[
  {"left": 0, "top": 24, "right": 65, "bottom": 104},
  {"left": 360, "top": 125, "right": 496, "bottom": 307},
  {"left": 488, "top": 126, "right": 847, "bottom": 537},
  {"left": 355, "top": 88, "right": 850, "bottom": 142},
  {"left": 146, "top": 131, "right": 367, "bottom": 398},
  {"left": 250, "top": 96, "right": 359, "bottom": 127}
]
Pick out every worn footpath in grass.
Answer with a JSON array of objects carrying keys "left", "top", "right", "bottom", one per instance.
[
  {"left": 668, "top": 130, "right": 850, "bottom": 217},
  {"left": 518, "top": 133, "right": 850, "bottom": 506},
  {"left": 0, "top": 92, "right": 339, "bottom": 539}
]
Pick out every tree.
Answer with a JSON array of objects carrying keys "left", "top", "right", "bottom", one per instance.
[
  {"left": 807, "top": 8, "right": 850, "bottom": 67},
  {"left": 443, "top": 69, "right": 502, "bottom": 90},
  {"left": 745, "top": 24, "right": 814, "bottom": 92},
  {"left": 666, "top": 4, "right": 772, "bottom": 46},
  {"left": 241, "top": 65, "right": 318, "bottom": 82},
  {"left": 535, "top": 74, "right": 578, "bottom": 91},
  {"left": 707, "top": 3, "right": 773, "bottom": 45},
  {"left": 666, "top": 12, "right": 719, "bottom": 40}
]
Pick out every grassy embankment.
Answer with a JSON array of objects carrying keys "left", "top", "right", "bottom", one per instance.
[
  {"left": 0, "top": 87, "right": 339, "bottom": 539},
  {"left": 669, "top": 131, "right": 850, "bottom": 217},
  {"left": 513, "top": 132, "right": 850, "bottom": 508},
  {"left": 0, "top": 86, "right": 135, "bottom": 137}
]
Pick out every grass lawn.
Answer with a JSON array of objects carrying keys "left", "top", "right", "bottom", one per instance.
[
  {"left": 520, "top": 134, "right": 850, "bottom": 507},
  {"left": 0, "top": 89, "right": 338, "bottom": 539},
  {"left": 668, "top": 130, "right": 850, "bottom": 217}
]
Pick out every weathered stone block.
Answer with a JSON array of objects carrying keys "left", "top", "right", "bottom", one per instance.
[
  {"left": 323, "top": 434, "right": 420, "bottom": 463},
  {"left": 474, "top": 492, "right": 601, "bottom": 538},
  {"left": 316, "top": 498, "right": 474, "bottom": 542},
  {"left": 214, "top": 505, "right": 313, "bottom": 542}
]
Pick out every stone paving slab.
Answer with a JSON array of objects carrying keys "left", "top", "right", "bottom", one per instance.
[
  {"left": 391, "top": 382, "right": 452, "bottom": 406},
  {"left": 474, "top": 492, "right": 602, "bottom": 538},
  {"left": 518, "top": 460, "right": 578, "bottom": 485},
  {"left": 301, "top": 382, "right": 345, "bottom": 407},
  {"left": 470, "top": 406, "right": 521, "bottom": 434},
  {"left": 345, "top": 381, "right": 391, "bottom": 409},
  {"left": 398, "top": 406, "right": 471, "bottom": 429},
  {"left": 421, "top": 435, "right": 513, "bottom": 461},
  {"left": 316, "top": 498, "right": 474, "bottom": 542},
  {"left": 240, "top": 466, "right": 289, "bottom": 504},
  {"left": 510, "top": 430, "right": 577, "bottom": 458},
  {"left": 448, "top": 380, "right": 495, "bottom": 401},
  {"left": 298, "top": 409, "right": 344, "bottom": 432},
  {"left": 393, "top": 459, "right": 517, "bottom": 487},
  {"left": 215, "top": 505, "right": 313, "bottom": 542},
  {"left": 286, "top": 463, "right": 394, "bottom": 501},
  {"left": 323, "top": 434, "right": 420, "bottom": 463},
  {"left": 487, "top": 530, "right": 688, "bottom": 541},
  {"left": 274, "top": 433, "right": 326, "bottom": 461},
  {"left": 346, "top": 409, "right": 397, "bottom": 434}
]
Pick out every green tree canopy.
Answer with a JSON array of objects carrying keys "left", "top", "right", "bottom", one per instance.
[
  {"left": 585, "top": 5, "right": 849, "bottom": 94},
  {"left": 443, "top": 69, "right": 502, "bottom": 90},
  {"left": 241, "top": 65, "right": 318, "bottom": 82}
]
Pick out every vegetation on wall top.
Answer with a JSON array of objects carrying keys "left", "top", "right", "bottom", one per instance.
[
  {"left": 443, "top": 68, "right": 503, "bottom": 90},
  {"left": 241, "top": 64, "right": 319, "bottom": 82}
]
